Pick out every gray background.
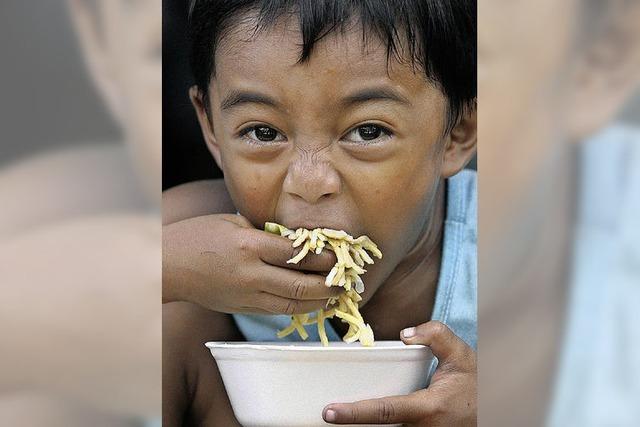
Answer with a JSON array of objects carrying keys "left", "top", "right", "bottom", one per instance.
[{"left": 0, "top": 1, "right": 120, "bottom": 165}]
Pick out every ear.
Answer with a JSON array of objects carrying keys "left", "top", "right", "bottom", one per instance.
[
  {"left": 566, "top": 1, "right": 640, "bottom": 141},
  {"left": 441, "top": 107, "right": 477, "bottom": 178},
  {"left": 67, "top": 0, "right": 125, "bottom": 125},
  {"left": 189, "top": 86, "right": 223, "bottom": 171}
]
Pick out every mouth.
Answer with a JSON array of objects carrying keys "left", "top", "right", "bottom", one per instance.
[
  {"left": 283, "top": 221, "right": 345, "bottom": 232},
  {"left": 277, "top": 219, "right": 356, "bottom": 235},
  {"left": 276, "top": 203, "right": 361, "bottom": 236}
]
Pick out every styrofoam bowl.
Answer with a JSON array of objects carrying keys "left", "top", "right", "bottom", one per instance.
[{"left": 205, "top": 341, "right": 435, "bottom": 427}]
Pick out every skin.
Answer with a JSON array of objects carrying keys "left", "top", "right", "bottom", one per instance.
[
  {"left": 323, "top": 322, "right": 476, "bottom": 426},
  {"left": 163, "top": 302, "right": 242, "bottom": 426},
  {"left": 479, "top": 0, "right": 640, "bottom": 425},
  {"left": 1, "top": 0, "right": 162, "bottom": 424},
  {"left": 164, "top": 13, "right": 476, "bottom": 426}
]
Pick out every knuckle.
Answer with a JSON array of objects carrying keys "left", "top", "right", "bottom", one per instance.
[
  {"left": 349, "top": 405, "right": 360, "bottom": 423},
  {"left": 283, "top": 299, "right": 298, "bottom": 315},
  {"left": 289, "top": 278, "right": 307, "bottom": 300},
  {"left": 237, "top": 230, "right": 256, "bottom": 253},
  {"left": 377, "top": 401, "right": 396, "bottom": 424},
  {"left": 429, "top": 320, "right": 449, "bottom": 337}
]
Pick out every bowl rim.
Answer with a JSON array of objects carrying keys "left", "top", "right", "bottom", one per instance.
[{"left": 204, "top": 340, "right": 428, "bottom": 352}]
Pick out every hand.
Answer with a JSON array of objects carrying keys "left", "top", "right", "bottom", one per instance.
[
  {"left": 163, "top": 214, "right": 340, "bottom": 314},
  {"left": 322, "top": 321, "right": 476, "bottom": 426}
]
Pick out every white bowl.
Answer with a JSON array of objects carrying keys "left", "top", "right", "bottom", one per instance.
[{"left": 205, "top": 341, "right": 435, "bottom": 427}]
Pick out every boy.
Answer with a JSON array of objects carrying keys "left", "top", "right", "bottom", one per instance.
[{"left": 163, "top": 0, "right": 476, "bottom": 425}]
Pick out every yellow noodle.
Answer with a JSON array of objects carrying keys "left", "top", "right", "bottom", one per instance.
[
  {"left": 292, "top": 229, "right": 309, "bottom": 247},
  {"left": 292, "top": 316, "right": 309, "bottom": 340},
  {"left": 316, "top": 310, "right": 328, "bottom": 346},
  {"left": 277, "top": 323, "right": 296, "bottom": 338},
  {"left": 264, "top": 222, "right": 381, "bottom": 346},
  {"left": 345, "top": 297, "right": 363, "bottom": 322},
  {"left": 335, "top": 310, "right": 361, "bottom": 326},
  {"left": 287, "top": 241, "right": 310, "bottom": 264}
]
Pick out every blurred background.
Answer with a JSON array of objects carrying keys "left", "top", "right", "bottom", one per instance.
[
  {"left": 0, "top": 1, "right": 119, "bottom": 164},
  {"left": 1, "top": 0, "right": 639, "bottom": 426},
  {"left": 1, "top": 0, "right": 161, "bottom": 426}
]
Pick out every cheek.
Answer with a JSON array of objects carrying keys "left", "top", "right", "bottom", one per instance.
[
  {"left": 346, "top": 136, "right": 443, "bottom": 254},
  {"left": 220, "top": 151, "right": 285, "bottom": 226}
]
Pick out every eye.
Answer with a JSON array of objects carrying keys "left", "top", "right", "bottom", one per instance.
[
  {"left": 342, "top": 124, "right": 392, "bottom": 144},
  {"left": 239, "top": 125, "right": 286, "bottom": 144}
]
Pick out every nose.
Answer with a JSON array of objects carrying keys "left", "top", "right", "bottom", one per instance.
[{"left": 282, "top": 154, "right": 341, "bottom": 204}]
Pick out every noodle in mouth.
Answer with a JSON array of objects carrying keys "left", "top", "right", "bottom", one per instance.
[{"left": 264, "top": 222, "right": 382, "bottom": 346}]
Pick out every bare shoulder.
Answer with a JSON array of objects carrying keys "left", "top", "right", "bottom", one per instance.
[
  {"left": 163, "top": 303, "right": 242, "bottom": 426},
  {"left": 162, "top": 179, "right": 235, "bottom": 225}
]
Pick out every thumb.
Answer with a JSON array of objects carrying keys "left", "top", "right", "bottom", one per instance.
[{"left": 400, "top": 321, "right": 471, "bottom": 364}]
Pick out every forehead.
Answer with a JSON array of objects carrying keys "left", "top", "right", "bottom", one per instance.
[{"left": 213, "top": 15, "right": 432, "bottom": 100}]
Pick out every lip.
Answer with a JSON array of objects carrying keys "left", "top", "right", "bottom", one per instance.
[
  {"left": 277, "top": 202, "right": 360, "bottom": 235},
  {"left": 279, "top": 219, "right": 356, "bottom": 234}
]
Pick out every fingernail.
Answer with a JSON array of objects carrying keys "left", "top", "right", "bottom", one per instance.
[
  {"left": 324, "top": 408, "right": 337, "bottom": 422},
  {"left": 402, "top": 327, "right": 416, "bottom": 338}
]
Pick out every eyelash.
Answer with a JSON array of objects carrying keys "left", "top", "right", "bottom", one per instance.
[
  {"left": 237, "top": 125, "right": 287, "bottom": 145},
  {"left": 236, "top": 123, "right": 394, "bottom": 145},
  {"left": 341, "top": 123, "right": 393, "bottom": 145}
]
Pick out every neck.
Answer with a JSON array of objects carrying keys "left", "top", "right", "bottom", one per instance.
[{"left": 358, "top": 180, "right": 447, "bottom": 340}]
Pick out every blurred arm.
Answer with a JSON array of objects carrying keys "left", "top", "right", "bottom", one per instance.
[
  {"left": 0, "top": 144, "right": 145, "bottom": 239},
  {"left": 0, "top": 215, "right": 161, "bottom": 418}
]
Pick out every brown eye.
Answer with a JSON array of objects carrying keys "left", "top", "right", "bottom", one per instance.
[
  {"left": 254, "top": 126, "right": 277, "bottom": 141},
  {"left": 240, "top": 125, "right": 286, "bottom": 144},
  {"left": 342, "top": 123, "right": 392, "bottom": 144},
  {"left": 357, "top": 125, "right": 382, "bottom": 140}
]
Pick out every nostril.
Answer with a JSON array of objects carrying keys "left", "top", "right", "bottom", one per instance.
[
  {"left": 287, "top": 190, "right": 333, "bottom": 205},
  {"left": 289, "top": 192, "right": 306, "bottom": 202},
  {"left": 318, "top": 192, "right": 335, "bottom": 201}
]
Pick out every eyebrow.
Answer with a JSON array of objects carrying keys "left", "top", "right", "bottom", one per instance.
[
  {"left": 220, "top": 90, "right": 279, "bottom": 112},
  {"left": 219, "top": 86, "right": 411, "bottom": 112},
  {"left": 341, "top": 87, "right": 412, "bottom": 107}
]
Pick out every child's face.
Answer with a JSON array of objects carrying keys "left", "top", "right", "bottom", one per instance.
[{"left": 195, "top": 17, "right": 454, "bottom": 298}]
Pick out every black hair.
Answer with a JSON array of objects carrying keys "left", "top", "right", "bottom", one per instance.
[{"left": 188, "top": 0, "right": 476, "bottom": 133}]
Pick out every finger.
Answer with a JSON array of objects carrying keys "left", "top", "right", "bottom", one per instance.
[
  {"left": 252, "top": 230, "right": 337, "bottom": 272},
  {"left": 260, "top": 267, "right": 343, "bottom": 300},
  {"left": 323, "top": 395, "right": 423, "bottom": 425},
  {"left": 401, "top": 321, "right": 472, "bottom": 363},
  {"left": 260, "top": 294, "right": 336, "bottom": 315}
]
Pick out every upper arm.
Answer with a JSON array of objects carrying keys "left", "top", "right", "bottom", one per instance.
[
  {"left": 163, "top": 302, "right": 243, "bottom": 427},
  {"left": 162, "top": 180, "right": 236, "bottom": 225}
]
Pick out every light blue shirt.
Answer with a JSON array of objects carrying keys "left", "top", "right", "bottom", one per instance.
[
  {"left": 233, "top": 169, "right": 478, "bottom": 350},
  {"left": 548, "top": 125, "right": 640, "bottom": 426}
]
